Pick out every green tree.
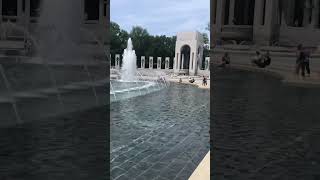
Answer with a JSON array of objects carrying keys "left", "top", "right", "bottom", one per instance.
[
  {"left": 130, "top": 26, "right": 151, "bottom": 57},
  {"left": 110, "top": 21, "right": 129, "bottom": 55},
  {"left": 201, "top": 33, "right": 209, "bottom": 44},
  {"left": 110, "top": 22, "right": 178, "bottom": 68}
]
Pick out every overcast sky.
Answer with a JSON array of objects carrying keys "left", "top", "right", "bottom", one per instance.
[{"left": 110, "top": 0, "right": 209, "bottom": 37}]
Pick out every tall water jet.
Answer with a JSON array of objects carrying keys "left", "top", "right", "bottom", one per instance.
[{"left": 121, "top": 38, "right": 137, "bottom": 81}]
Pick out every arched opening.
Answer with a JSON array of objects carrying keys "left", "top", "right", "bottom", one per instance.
[
  {"left": 180, "top": 45, "right": 191, "bottom": 70},
  {"left": 145, "top": 57, "right": 149, "bottom": 68}
]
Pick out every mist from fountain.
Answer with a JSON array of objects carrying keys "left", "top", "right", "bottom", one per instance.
[{"left": 38, "top": 0, "right": 82, "bottom": 61}]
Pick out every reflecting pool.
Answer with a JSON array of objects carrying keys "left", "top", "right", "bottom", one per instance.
[
  {"left": 111, "top": 83, "right": 209, "bottom": 179},
  {"left": 212, "top": 68, "right": 320, "bottom": 180}
]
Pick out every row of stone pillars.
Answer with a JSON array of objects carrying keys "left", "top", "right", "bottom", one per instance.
[
  {"left": 111, "top": 54, "right": 211, "bottom": 71},
  {"left": 112, "top": 55, "right": 172, "bottom": 70}
]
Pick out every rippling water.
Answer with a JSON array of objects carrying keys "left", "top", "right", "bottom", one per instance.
[
  {"left": 212, "top": 68, "right": 320, "bottom": 180},
  {"left": 0, "top": 107, "right": 108, "bottom": 180},
  {"left": 111, "top": 83, "right": 209, "bottom": 179}
]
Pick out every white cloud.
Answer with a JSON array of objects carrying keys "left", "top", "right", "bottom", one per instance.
[{"left": 111, "top": 0, "right": 209, "bottom": 36}]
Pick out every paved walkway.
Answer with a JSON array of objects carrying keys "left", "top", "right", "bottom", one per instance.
[{"left": 189, "top": 151, "right": 210, "bottom": 180}]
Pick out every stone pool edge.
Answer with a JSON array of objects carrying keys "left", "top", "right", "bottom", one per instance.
[
  {"left": 189, "top": 151, "right": 210, "bottom": 180},
  {"left": 230, "top": 64, "right": 320, "bottom": 88}
]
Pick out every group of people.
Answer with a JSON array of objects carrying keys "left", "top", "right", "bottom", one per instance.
[
  {"left": 295, "top": 44, "right": 311, "bottom": 77},
  {"left": 251, "top": 51, "right": 271, "bottom": 68}
]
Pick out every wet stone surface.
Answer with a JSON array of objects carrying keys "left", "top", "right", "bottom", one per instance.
[
  {"left": 212, "top": 68, "right": 320, "bottom": 180},
  {"left": 111, "top": 84, "right": 209, "bottom": 180}
]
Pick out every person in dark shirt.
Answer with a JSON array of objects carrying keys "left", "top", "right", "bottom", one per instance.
[
  {"left": 263, "top": 51, "right": 271, "bottom": 66},
  {"left": 301, "top": 49, "right": 311, "bottom": 77},
  {"left": 295, "top": 44, "right": 304, "bottom": 76}
]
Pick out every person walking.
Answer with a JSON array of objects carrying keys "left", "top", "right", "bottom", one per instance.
[
  {"left": 204, "top": 76, "right": 207, "bottom": 86},
  {"left": 295, "top": 44, "right": 304, "bottom": 76},
  {"left": 302, "top": 50, "right": 311, "bottom": 77}
]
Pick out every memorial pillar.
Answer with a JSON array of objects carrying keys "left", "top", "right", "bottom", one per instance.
[
  {"left": 229, "top": 0, "right": 235, "bottom": 24},
  {"left": 303, "top": 0, "right": 312, "bottom": 27},
  {"left": 176, "top": 54, "right": 180, "bottom": 70},
  {"left": 141, "top": 56, "right": 145, "bottom": 69},
  {"left": 99, "top": 0, "right": 104, "bottom": 24},
  {"left": 25, "top": 0, "right": 30, "bottom": 26},
  {"left": 215, "top": 0, "right": 226, "bottom": 41},
  {"left": 311, "top": 0, "right": 319, "bottom": 27},
  {"left": 255, "top": 0, "right": 279, "bottom": 45},
  {"left": 149, "top": 57, "right": 153, "bottom": 69},
  {"left": 212, "top": 0, "right": 217, "bottom": 24},
  {"left": 0, "top": 0, "right": 2, "bottom": 23},
  {"left": 157, "top": 57, "right": 161, "bottom": 69},
  {"left": 253, "top": 0, "right": 264, "bottom": 25},
  {"left": 205, "top": 57, "right": 210, "bottom": 70},
  {"left": 81, "top": 0, "right": 85, "bottom": 23},
  {"left": 165, "top": 57, "right": 170, "bottom": 69},
  {"left": 17, "top": 0, "right": 23, "bottom": 23},
  {"left": 181, "top": 54, "right": 185, "bottom": 69},
  {"left": 253, "top": 0, "right": 264, "bottom": 43}
]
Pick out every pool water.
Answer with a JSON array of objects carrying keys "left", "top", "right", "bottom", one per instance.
[
  {"left": 212, "top": 68, "right": 320, "bottom": 180},
  {"left": 110, "top": 83, "right": 209, "bottom": 180}
]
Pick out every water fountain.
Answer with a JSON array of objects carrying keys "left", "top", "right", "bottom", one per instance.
[
  {"left": 121, "top": 38, "right": 137, "bottom": 82},
  {"left": 110, "top": 38, "right": 167, "bottom": 102},
  {"left": 0, "top": 0, "right": 107, "bottom": 126}
]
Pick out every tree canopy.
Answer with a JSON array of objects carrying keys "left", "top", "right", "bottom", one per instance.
[{"left": 110, "top": 21, "right": 209, "bottom": 68}]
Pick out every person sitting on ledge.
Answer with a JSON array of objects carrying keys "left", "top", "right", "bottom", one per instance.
[
  {"left": 218, "top": 52, "right": 230, "bottom": 68},
  {"left": 251, "top": 51, "right": 267, "bottom": 68},
  {"left": 189, "top": 78, "right": 195, "bottom": 83},
  {"left": 179, "top": 78, "right": 182, "bottom": 83},
  {"left": 263, "top": 51, "right": 271, "bottom": 66}
]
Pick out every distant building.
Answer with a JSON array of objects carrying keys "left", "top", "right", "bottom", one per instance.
[
  {"left": 211, "top": 0, "right": 320, "bottom": 47},
  {"left": 173, "top": 31, "right": 206, "bottom": 76}
]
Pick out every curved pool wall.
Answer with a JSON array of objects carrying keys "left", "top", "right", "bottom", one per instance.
[
  {"left": 110, "top": 80, "right": 166, "bottom": 102},
  {"left": 110, "top": 83, "right": 209, "bottom": 179},
  {"left": 212, "top": 68, "right": 320, "bottom": 179},
  {"left": 0, "top": 62, "right": 107, "bottom": 127}
]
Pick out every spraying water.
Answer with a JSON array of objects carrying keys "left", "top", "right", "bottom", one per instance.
[
  {"left": 121, "top": 38, "right": 137, "bottom": 81},
  {"left": 37, "top": 0, "right": 82, "bottom": 61}
]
